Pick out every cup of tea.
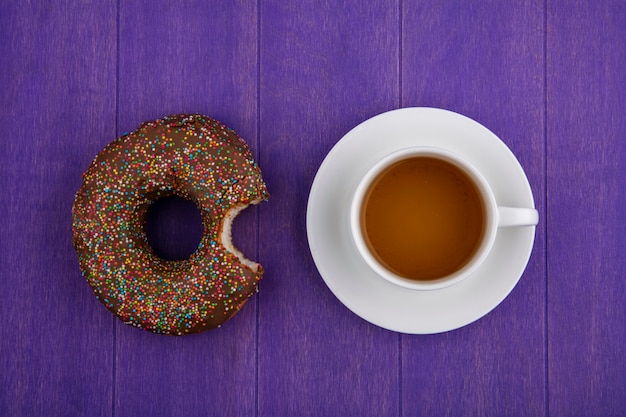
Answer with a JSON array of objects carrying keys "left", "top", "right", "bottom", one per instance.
[{"left": 350, "top": 146, "right": 538, "bottom": 291}]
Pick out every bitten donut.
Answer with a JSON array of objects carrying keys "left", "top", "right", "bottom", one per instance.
[{"left": 72, "top": 114, "right": 269, "bottom": 335}]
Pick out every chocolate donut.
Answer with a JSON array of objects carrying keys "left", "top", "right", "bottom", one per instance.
[{"left": 72, "top": 114, "right": 269, "bottom": 335}]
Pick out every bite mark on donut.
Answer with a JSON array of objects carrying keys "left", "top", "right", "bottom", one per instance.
[{"left": 220, "top": 197, "right": 264, "bottom": 274}]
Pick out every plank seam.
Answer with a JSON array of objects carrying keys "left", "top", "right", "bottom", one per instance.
[
  {"left": 398, "top": 0, "right": 403, "bottom": 416},
  {"left": 255, "top": 1, "right": 262, "bottom": 416},
  {"left": 398, "top": 0, "right": 403, "bottom": 109},
  {"left": 543, "top": 0, "right": 550, "bottom": 417},
  {"left": 112, "top": 0, "right": 120, "bottom": 416}
]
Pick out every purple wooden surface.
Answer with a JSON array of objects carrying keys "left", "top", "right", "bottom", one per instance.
[
  {"left": 547, "top": 1, "right": 626, "bottom": 415},
  {"left": 0, "top": 1, "right": 116, "bottom": 416},
  {"left": 1, "top": 1, "right": 625, "bottom": 416},
  {"left": 400, "top": 2, "right": 546, "bottom": 416},
  {"left": 258, "top": 1, "right": 400, "bottom": 415}
]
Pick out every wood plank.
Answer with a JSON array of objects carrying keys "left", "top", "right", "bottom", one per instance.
[
  {"left": 547, "top": 1, "right": 626, "bottom": 415},
  {"left": 401, "top": 1, "right": 546, "bottom": 415},
  {"left": 0, "top": 1, "right": 117, "bottom": 416},
  {"left": 3, "top": 1, "right": 623, "bottom": 415},
  {"left": 114, "top": 1, "right": 259, "bottom": 416},
  {"left": 258, "top": 1, "right": 401, "bottom": 415}
]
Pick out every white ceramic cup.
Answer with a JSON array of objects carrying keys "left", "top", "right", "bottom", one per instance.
[{"left": 350, "top": 146, "right": 538, "bottom": 291}]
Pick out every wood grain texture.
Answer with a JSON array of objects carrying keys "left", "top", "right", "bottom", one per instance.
[
  {"left": 401, "top": 1, "right": 546, "bottom": 415},
  {"left": 547, "top": 1, "right": 626, "bottom": 415},
  {"left": 258, "top": 1, "right": 401, "bottom": 415},
  {"left": 2, "top": 0, "right": 625, "bottom": 415},
  {"left": 114, "top": 1, "right": 259, "bottom": 416},
  {"left": 0, "top": 1, "right": 117, "bottom": 416}
]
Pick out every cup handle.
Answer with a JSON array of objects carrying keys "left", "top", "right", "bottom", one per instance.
[{"left": 497, "top": 206, "right": 539, "bottom": 227}]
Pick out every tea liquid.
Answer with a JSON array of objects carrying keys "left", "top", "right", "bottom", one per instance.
[{"left": 362, "top": 157, "right": 485, "bottom": 280}]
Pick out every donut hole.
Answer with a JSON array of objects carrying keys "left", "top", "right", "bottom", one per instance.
[{"left": 144, "top": 195, "right": 204, "bottom": 261}]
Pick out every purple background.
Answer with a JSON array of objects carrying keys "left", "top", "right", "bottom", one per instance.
[{"left": 1, "top": 1, "right": 624, "bottom": 416}]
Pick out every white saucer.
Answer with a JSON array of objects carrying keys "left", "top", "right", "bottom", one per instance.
[{"left": 306, "top": 107, "right": 537, "bottom": 334}]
